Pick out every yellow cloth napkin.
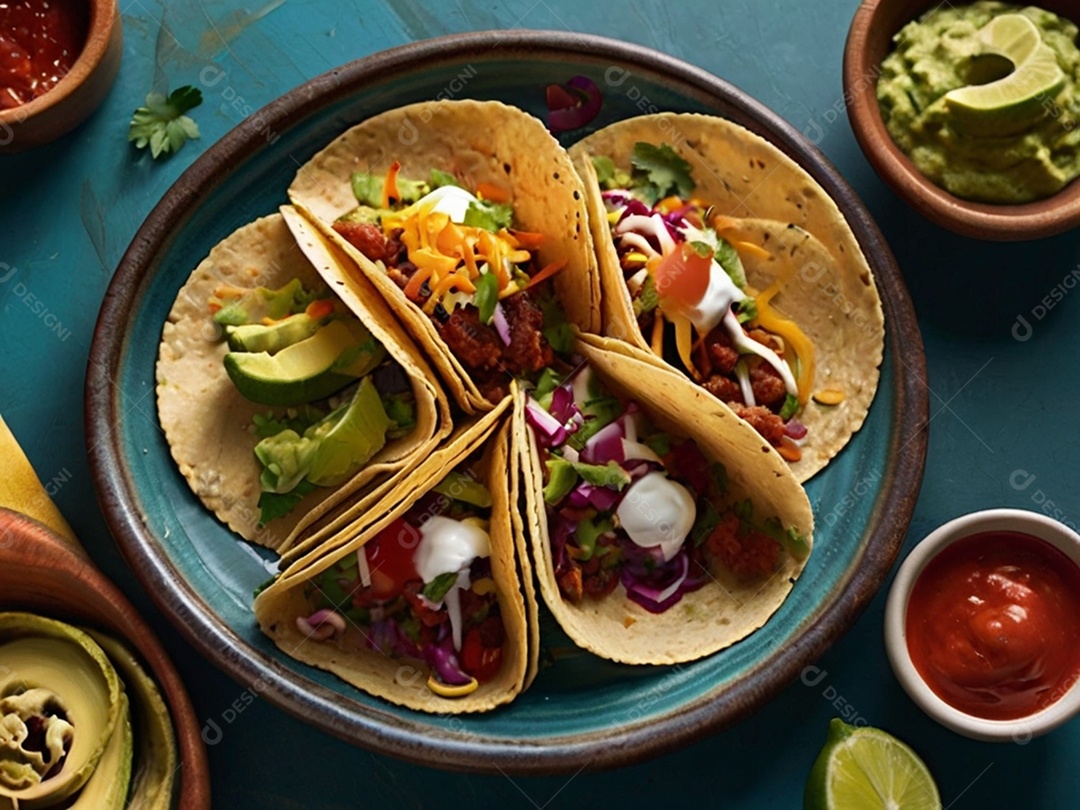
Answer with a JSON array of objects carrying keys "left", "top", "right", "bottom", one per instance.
[{"left": 0, "top": 413, "right": 78, "bottom": 545}]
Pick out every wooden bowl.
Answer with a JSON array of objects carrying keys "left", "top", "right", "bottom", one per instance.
[
  {"left": 0, "top": 0, "right": 123, "bottom": 152},
  {"left": 844, "top": 0, "right": 1080, "bottom": 241},
  {"left": 0, "top": 508, "right": 211, "bottom": 808}
]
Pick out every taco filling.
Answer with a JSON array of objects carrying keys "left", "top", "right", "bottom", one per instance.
[
  {"left": 210, "top": 278, "right": 416, "bottom": 524},
  {"left": 591, "top": 142, "right": 818, "bottom": 461},
  {"left": 295, "top": 468, "right": 505, "bottom": 697},
  {"left": 330, "top": 165, "right": 573, "bottom": 402},
  {"left": 523, "top": 364, "right": 809, "bottom": 614}
]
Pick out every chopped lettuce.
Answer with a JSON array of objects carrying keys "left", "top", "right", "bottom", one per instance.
[
  {"left": 779, "top": 394, "right": 800, "bottom": 421},
  {"left": 473, "top": 270, "right": 500, "bottom": 324},
  {"left": 422, "top": 571, "right": 460, "bottom": 603},
  {"left": 632, "top": 275, "right": 660, "bottom": 317}
]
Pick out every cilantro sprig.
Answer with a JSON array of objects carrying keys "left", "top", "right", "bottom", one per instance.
[
  {"left": 630, "top": 142, "right": 695, "bottom": 204},
  {"left": 128, "top": 86, "right": 203, "bottom": 159}
]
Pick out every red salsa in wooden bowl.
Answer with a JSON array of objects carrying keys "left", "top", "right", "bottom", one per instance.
[
  {"left": 0, "top": 0, "right": 89, "bottom": 110},
  {"left": 905, "top": 530, "right": 1080, "bottom": 721}
]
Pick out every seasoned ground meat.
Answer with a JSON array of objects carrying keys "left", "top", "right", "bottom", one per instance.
[
  {"left": 501, "top": 291, "right": 554, "bottom": 375},
  {"left": 437, "top": 309, "right": 503, "bottom": 370},
  {"left": 474, "top": 369, "right": 510, "bottom": 403},
  {"left": 705, "top": 512, "right": 783, "bottom": 581},
  {"left": 703, "top": 374, "right": 743, "bottom": 404},
  {"left": 332, "top": 221, "right": 389, "bottom": 263},
  {"left": 731, "top": 404, "right": 787, "bottom": 447},
  {"left": 750, "top": 363, "right": 786, "bottom": 407},
  {"left": 704, "top": 327, "right": 739, "bottom": 375},
  {"left": 557, "top": 564, "right": 584, "bottom": 605}
]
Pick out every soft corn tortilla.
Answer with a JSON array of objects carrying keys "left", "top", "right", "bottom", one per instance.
[
  {"left": 568, "top": 113, "right": 884, "bottom": 482},
  {"left": 256, "top": 405, "right": 537, "bottom": 713},
  {"left": 515, "top": 336, "right": 814, "bottom": 666},
  {"left": 288, "top": 99, "right": 600, "bottom": 414},
  {"left": 156, "top": 210, "right": 449, "bottom": 551}
]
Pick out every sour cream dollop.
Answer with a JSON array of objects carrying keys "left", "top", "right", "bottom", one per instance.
[
  {"left": 615, "top": 472, "right": 696, "bottom": 562},
  {"left": 414, "top": 516, "right": 491, "bottom": 583}
]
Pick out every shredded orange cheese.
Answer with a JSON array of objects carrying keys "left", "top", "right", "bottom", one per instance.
[
  {"left": 382, "top": 194, "right": 551, "bottom": 311},
  {"left": 754, "top": 270, "right": 816, "bottom": 404}
]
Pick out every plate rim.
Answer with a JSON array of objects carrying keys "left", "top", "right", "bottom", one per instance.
[{"left": 85, "top": 28, "right": 928, "bottom": 775}]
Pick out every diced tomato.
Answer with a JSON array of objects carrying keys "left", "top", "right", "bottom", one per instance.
[
  {"left": 461, "top": 620, "right": 504, "bottom": 682},
  {"left": 651, "top": 241, "right": 712, "bottom": 313},
  {"left": 363, "top": 517, "right": 421, "bottom": 601}
]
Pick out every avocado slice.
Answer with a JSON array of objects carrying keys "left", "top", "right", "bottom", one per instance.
[
  {"left": 433, "top": 470, "right": 494, "bottom": 508},
  {"left": 0, "top": 613, "right": 122, "bottom": 808},
  {"left": 255, "top": 374, "right": 395, "bottom": 492},
  {"left": 224, "top": 318, "right": 387, "bottom": 407},
  {"left": 225, "top": 312, "right": 324, "bottom": 354}
]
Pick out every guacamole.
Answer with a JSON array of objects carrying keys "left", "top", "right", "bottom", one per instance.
[{"left": 877, "top": 2, "right": 1080, "bottom": 203}]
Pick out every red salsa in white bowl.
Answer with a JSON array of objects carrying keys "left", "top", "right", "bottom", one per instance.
[{"left": 885, "top": 509, "right": 1080, "bottom": 741}]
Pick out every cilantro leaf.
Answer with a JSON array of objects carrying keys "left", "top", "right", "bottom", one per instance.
[
  {"left": 463, "top": 200, "right": 514, "bottom": 232},
  {"left": 630, "top": 142, "right": 695, "bottom": 204},
  {"left": 128, "top": 86, "right": 203, "bottom": 159},
  {"left": 257, "top": 479, "right": 317, "bottom": 525}
]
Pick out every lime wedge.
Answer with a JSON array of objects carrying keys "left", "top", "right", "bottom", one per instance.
[
  {"left": 945, "top": 14, "right": 1065, "bottom": 136},
  {"left": 224, "top": 318, "right": 385, "bottom": 406},
  {"left": 977, "top": 13, "right": 1041, "bottom": 64},
  {"left": 804, "top": 719, "right": 942, "bottom": 810}
]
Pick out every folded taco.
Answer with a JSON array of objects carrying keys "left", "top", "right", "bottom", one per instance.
[
  {"left": 156, "top": 208, "right": 449, "bottom": 551},
  {"left": 254, "top": 403, "right": 537, "bottom": 712},
  {"left": 288, "top": 99, "right": 600, "bottom": 413},
  {"left": 514, "top": 335, "right": 813, "bottom": 665},
  {"left": 568, "top": 114, "right": 884, "bottom": 481}
]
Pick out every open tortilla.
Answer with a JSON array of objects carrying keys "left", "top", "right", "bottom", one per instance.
[
  {"left": 255, "top": 404, "right": 538, "bottom": 713},
  {"left": 514, "top": 335, "right": 814, "bottom": 665},
  {"left": 568, "top": 113, "right": 884, "bottom": 481},
  {"left": 288, "top": 99, "right": 600, "bottom": 414},
  {"left": 156, "top": 209, "right": 449, "bottom": 551}
]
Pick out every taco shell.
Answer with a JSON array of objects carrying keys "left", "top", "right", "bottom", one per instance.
[
  {"left": 569, "top": 113, "right": 884, "bottom": 481},
  {"left": 156, "top": 210, "right": 448, "bottom": 550},
  {"left": 288, "top": 99, "right": 600, "bottom": 413},
  {"left": 255, "top": 403, "right": 537, "bottom": 713},
  {"left": 515, "top": 335, "right": 814, "bottom": 665}
]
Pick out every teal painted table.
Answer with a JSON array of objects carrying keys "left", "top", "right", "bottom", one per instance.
[{"left": 3, "top": 0, "right": 1080, "bottom": 806}]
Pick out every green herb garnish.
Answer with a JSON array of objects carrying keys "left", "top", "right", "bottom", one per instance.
[{"left": 128, "top": 86, "right": 203, "bottom": 159}]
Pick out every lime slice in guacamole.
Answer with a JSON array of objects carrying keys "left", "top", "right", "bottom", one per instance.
[
  {"left": 945, "top": 14, "right": 1065, "bottom": 137},
  {"left": 224, "top": 318, "right": 386, "bottom": 407}
]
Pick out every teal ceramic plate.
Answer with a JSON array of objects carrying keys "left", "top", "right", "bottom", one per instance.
[{"left": 86, "top": 31, "right": 927, "bottom": 775}]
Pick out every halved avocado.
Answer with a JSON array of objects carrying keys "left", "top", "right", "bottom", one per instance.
[
  {"left": 224, "top": 318, "right": 387, "bottom": 407},
  {"left": 225, "top": 312, "right": 324, "bottom": 354},
  {"left": 0, "top": 613, "right": 122, "bottom": 809},
  {"left": 86, "top": 631, "right": 177, "bottom": 810}
]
